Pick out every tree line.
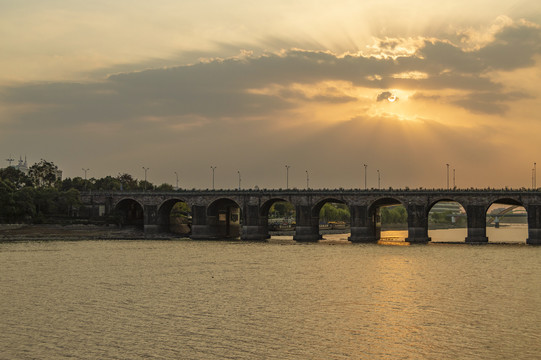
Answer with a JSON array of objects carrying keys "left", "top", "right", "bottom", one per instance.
[{"left": 0, "top": 160, "right": 171, "bottom": 223}]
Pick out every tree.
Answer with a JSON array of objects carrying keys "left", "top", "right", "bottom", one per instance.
[
  {"left": 270, "top": 201, "right": 295, "bottom": 218},
  {"left": 94, "top": 176, "right": 121, "bottom": 191},
  {"left": 156, "top": 183, "right": 174, "bottom": 191},
  {"left": 29, "top": 159, "right": 59, "bottom": 188},
  {"left": 117, "top": 173, "right": 138, "bottom": 191},
  {"left": 0, "top": 167, "right": 32, "bottom": 189},
  {"left": 58, "top": 188, "right": 81, "bottom": 216},
  {"left": 0, "top": 179, "right": 16, "bottom": 222}
]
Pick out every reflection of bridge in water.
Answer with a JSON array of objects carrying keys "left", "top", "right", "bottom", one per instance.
[{"left": 81, "top": 189, "right": 541, "bottom": 245}]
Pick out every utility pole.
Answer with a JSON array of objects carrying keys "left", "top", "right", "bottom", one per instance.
[
  {"left": 285, "top": 165, "right": 290, "bottom": 189},
  {"left": 6, "top": 154, "right": 14, "bottom": 167},
  {"left": 305, "top": 170, "right": 309, "bottom": 189},
  {"left": 453, "top": 168, "right": 456, "bottom": 189},
  {"left": 377, "top": 169, "right": 380, "bottom": 190},
  {"left": 142, "top": 167, "right": 149, "bottom": 192},
  {"left": 210, "top": 166, "right": 216, "bottom": 190}
]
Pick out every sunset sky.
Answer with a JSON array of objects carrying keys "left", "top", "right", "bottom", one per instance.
[{"left": 1, "top": 0, "right": 540, "bottom": 189}]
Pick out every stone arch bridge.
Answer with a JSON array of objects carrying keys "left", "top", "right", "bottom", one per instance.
[{"left": 81, "top": 189, "right": 541, "bottom": 245}]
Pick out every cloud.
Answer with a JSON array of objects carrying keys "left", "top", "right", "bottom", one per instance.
[
  {"left": 412, "top": 90, "right": 532, "bottom": 115},
  {"left": 376, "top": 91, "right": 394, "bottom": 102},
  {"left": 2, "top": 19, "right": 540, "bottom": 132}
]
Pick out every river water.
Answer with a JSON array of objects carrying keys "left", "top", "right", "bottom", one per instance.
[{"left": 1, "top": 227, "right": 540, "bottom": 359}]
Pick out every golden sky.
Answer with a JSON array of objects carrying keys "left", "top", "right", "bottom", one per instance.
[{"left": 1, "top": 0, "right": 540, "bottom": 189}]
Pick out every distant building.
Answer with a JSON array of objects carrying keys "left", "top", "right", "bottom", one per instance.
[{"left": 13, "top": 156, "right": 29, "bottom": 175}]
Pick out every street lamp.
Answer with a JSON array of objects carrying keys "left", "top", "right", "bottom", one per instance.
[
  {"left": 305, "top": 170, "right": 309, "bottom": 189},
  {"left": 142, "top": 167, "right": 149, "bottom": 192},
  {"left": 377, "top": 169, "right": 380, "bottom": 190},
  {"left": 210, "top": 166, "right": 216, "bottom": 190},
  {"left": 533, "top": 163, "right": 537, "bottom": 190},
  {"left": 285, "top": 165, "right": 291, "bottom": 189},
  {"left": 363, "top": 164, "right": 367, "bottom": 190},
  {"left": 453, "top": 168, "right": 456, "bottom": 189},
  {"left": 446, "top": 164, "right": 450, "bottom": 190},
  {"left": 238, "top": 170, "right": 241, "bottom": 190},
  {"left": 174, "top": 171, "right": 179, "bottom": 190}
]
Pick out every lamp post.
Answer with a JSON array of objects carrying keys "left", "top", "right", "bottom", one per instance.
[
  {"left": 210, "top": 166, "right": 216, "bottom": 190},
  {"left": 363, "top": 164, "right": 367, "bottom": 190},
  {"left": 533, "top": 162, "right": 537, "bottom": 189},
  {"left": 446, "top": 163, "right": 450, "bottom": 190},
  {"left": 377, "top": 169, "right": 380, "bottom": 190},
  {"left": 174, "top": 171, "right": 179, "bottom": 190},
  {"left": 142, "top": 167, "right": 149, "bottom": 192},
  {"left": 238, "top": 170, "right": 241, "bottom": 190},
  {"left": 453, "top": 168, "right": 456, "bottom": 189},
  {"left": 305, "top": 170, "right": 309, "bottom": 189},
  {"left": 285, "top": 165, "right": 290, "bottom": 189}
]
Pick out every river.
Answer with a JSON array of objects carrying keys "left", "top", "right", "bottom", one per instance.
[{"left": 1, "top": 226, "right": 540, "bottom": 359}]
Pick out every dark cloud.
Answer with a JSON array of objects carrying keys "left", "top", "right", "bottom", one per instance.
[
  {"left": 412, "top": 90, "right": 532, "bottom": 114},
  {"left": 410, "top": 92, "right": 442, "bottom": 101},
  {"left": 376, "top": 91, "right": 394, "bottom": 102},
  {"left": 451, "top": 91, "right": 532, "bottom": 114},
  {"left": 479, "top": 23, "right": 541, "bottom": 70}
]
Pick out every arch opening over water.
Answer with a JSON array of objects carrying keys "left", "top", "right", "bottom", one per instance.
[
  {"left": 262, "top": 199, "right": 296, "bottom": 239},
  {"left": 486, "top": 199, "right": 527, "bottom": 244},
  {"left": 207, "top": 198, "right": 241, "bottom": 239},
  {"left": 427, "top": 200, "right": 467, "bottom": 242},
  {"left": 114, "top": 198, "right": 144, "bottom": 230},
  {"left": 312, "top": 198, "right": 350, "bottom": 241},
  {"left": 158, "top": 199, "right": 191, "bottom": 236},
  {"left": 369, "top": 198, "right": 407, "bottom": 241}
]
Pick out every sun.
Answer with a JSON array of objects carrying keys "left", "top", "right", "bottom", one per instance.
[{"left": 388, "top": 95, "right": 397, "bottom": 102}]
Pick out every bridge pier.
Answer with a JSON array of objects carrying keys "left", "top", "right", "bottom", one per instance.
[
  {"left": 405, "top": 204, "right": 431, "bottom": 244},
  {"left": 527, "top": 204, "right": 541, "bottom": 245},
  {"left": 465, "top": 204, "right": 488, "bottom": 243},
  {"left": 143, "top": 205, "right": 160, "bottom": 234},
  {"left": 241, "top": 204, "right": 269, "bottom": 241},
  {"left": 293, "top": 205, "right": 321, "bottom": 242},
  {"left": 348, "top": 205, "right": 378, "bottom": 243},
  {"left": 190, "top": 205, "right": 215, "bottom": 240}
]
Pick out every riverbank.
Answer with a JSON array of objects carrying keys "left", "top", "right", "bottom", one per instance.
[{"left": 0, "top": 224, "right": 158, "bottom": 241}]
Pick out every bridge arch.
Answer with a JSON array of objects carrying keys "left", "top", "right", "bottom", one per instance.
[
  {"left": 114, "top": 198, "right": 144, "bottom": 229},
  {"left": 311, "top": 198, "right": 351, "bottom": 240},
  {"left": 258, "top": 198, "right": 296, "bottom": 238},
  {"left": 260, "top": 198, "right": 291, "bottom": 217},
  {"left": 207, "top": 198, "right": 242, "bottom": 239},
  {"left": 158, "top": 198, "right": 191, "bottom": 235},
  {"left": 368, "top": 197, "right": 407, "bottom": 241},
  {"left": 311, "top": 197, "right": 349, "bottom": 217},
  {"left": 427, "top": 199, "right": 467, "bottom": 242},
  {"left": 486, "top": 198, "right": 527, "bottom": 243}
]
